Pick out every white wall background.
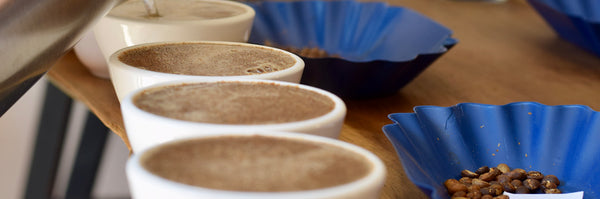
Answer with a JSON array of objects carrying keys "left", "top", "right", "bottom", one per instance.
[{"left": 0, "top": 77, "right": 131, "bottom": 199}]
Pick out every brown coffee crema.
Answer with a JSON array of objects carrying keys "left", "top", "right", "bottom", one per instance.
[
  {"left": 118, "top": 43, "right": 296, "bottom": 76},
  {"left": 133, "top": 81, "right": 335, "bottom": 124},
  {"left": 141, "top": 135, "right": 373, "bottom": 192}
]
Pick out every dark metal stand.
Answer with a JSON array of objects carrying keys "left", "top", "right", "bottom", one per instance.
[
  {"left": 25, "top": 83, "right": 72, "bottom": 199},
  {"left": 65, "top": 112, "right": 108, "bottom": 199},
  {"left": 24, "top": 83, "right": 108, "bottom": 199}
]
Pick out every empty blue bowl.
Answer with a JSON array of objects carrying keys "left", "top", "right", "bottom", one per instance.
[
  {"left": 383, "top": 102, "right": 600, "bottom": 199},
  {"left": 246, "top": 0, "right": 456, "bottom": 99},
  {"left": 528, "top": 0, "right": 600, "bottom": 57}
]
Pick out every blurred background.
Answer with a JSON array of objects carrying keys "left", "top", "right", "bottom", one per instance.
[{"left": 0, "top": 78, "right": 130, "bottom": 199}]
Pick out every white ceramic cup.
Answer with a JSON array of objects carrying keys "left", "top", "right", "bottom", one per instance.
[
  {"left": 80, "top": 0, "right": 255, "bottom": 78},
  {"left": 73, "top": 31, "right": 110, "bottom": 78},
  {"left": 121, "top": 79, "right": 346, "bottom": 153},
  {"left": 109, "top": 41, "right": 304, "bottom": 101},
  {"left": 126, "top": 131, "right": 386, "bottom": 199}
]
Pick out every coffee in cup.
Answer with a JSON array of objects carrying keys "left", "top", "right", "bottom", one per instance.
[
  {"left": 121, "top": 79, "right": 345, "bottom": 152},
  {"left": 126, "top": 132, "right": 386, "bottom": 199},
  {"left": 133, "top": 80, "right": 333, "bottom": 125},
  {"left": 82, "top": 0, "right": 255, "bottom": 78},
  {"left": 142, "top": 135, "right": 371, "bottom": 191},
  {"left": 109, "top": 41, "right": 304, "bottom": 101},
  {"left": 117, "top": 42, "right": 296, "bottom": 77}
]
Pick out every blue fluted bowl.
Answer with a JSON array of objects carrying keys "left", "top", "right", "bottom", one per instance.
[
  {"left": 383, "top": 102, "right": 600, "bottom": 199},
  {"left": 528, "top": 0, "right": 600, "bottom": 57},
  {"left": 246, "top": 0, "right": 456, "bottom": 99}
]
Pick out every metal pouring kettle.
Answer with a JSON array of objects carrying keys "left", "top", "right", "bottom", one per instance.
[{"left": 0, "top": 0, "right": 121, "bottom": 116}]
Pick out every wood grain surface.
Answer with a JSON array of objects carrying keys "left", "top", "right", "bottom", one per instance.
[{"left": 46, "top": 0, "right": 600, "bottom": 198}]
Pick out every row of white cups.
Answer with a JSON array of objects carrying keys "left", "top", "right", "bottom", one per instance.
[{"left": 74, "top": 0, "right": 387, "bottom": 198}]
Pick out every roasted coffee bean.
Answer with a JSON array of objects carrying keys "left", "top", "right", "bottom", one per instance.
[
  {"left": 508, "top": 171, "right": 525, "bottom": 181},
  {"left": 466, "top": 192, "right": 474, "bottom": 198},
  {"left": 479, "top": 173, "right": 495, "bottom": 182},
  {"left": 516, "top": 185, "right": 530, "bottom": 193},
  {"left": 508, "top": 168, "right": 527, "bottom": 180},
  {"left": 510, "top": 179, "right": 522, "bottom": 187},
  {"left": 481, "top": 185, "right": 503, "bottom": 196},
  {"left": 480, "top": 187, "right": 492, "bottom": 195},
  {"left": 545, "top": 188, "right": 562, "bottom": 194},
  {"left": 496, "top": 163, "right": 510, "bottom": 173},
  {"left": 459, "top": 177, "right": 472, "bottom": 184},
  {"left": 527, "top": 171, "right": 544, "bottom": 180},
  {"left": 462, "top": 169, "right": 479, "bottom": 178},
  {"left": 512, "top": 168, "right": 526, "bottom": 174},
  {"left": 471, "top": 191, "right": 482, "bottom": 199},
  {"left": 523, "top": 178, "right": 540, "bottom": 190},
  {"left": 542, "top": 175, "right": 560, "bottom": 186},
  {"left": 468, "top": 185, "right": 481, "bottom": 192},
  {"left": 472, "top": 179, "right": 491, "bottom": 188},
  {"left": 541, "top": 181, "right": 558, "bottom": 190},
  {"left": 496, "top": 174, "right": 511, "bottom": 184},
  {"left": 489, "top": 168, "right": 502, "bottom": 176},
  {"left": 476, "top": 166, "right": 490, "bottom": 175},
  {"left": 445, "top": 164, "right": 563, "bottom": 197},
  {"left": 452, "top": 191, "right": 467, "bottom": 197},
  {"left": 445, "top": 179, "right": 468, "bottom": 194},
  {"left": 489, "top": 184, "right": 503, "bottom": 196},
  {"left": 480, "top": 169, "right": 501, "bottom": 182},
  {"left": 502, "top": 182, "right": 517, "bottom": 193},
  {"left": 466, "top": 190, "right": 482, "bottom": 199}
]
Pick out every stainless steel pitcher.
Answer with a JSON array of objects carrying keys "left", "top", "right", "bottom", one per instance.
[{"left": 0, "top": 0, "right": 120, "bottom": 116}]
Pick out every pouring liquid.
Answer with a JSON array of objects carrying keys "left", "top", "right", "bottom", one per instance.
[{"left": 143, "top": 0, "right": 160, "bottom": 17}]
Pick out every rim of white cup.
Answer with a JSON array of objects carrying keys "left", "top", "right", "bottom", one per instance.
[
  {"left": 127, "top": 131, "right": 386, "bottom": 198},
  {"left": 106, "top": 0, "right": 256, "bottom": 25},
  {"left": 109, "top": 41, "right": 305, "bottom": 82},
  {"left": 122, "top": 78, "right": 345, "bottom": 131}
]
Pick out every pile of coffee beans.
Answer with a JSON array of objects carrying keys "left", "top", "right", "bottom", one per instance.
[
  {"left": 264, "top": 41, "right": 335, "bottom": 59},
  {"left": 444, "top": 163, "right": 562, "bottom": 198}
]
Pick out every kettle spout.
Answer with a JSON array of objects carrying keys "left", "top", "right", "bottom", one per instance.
[{"left": 0, "top": 0, "right": 120, "bottom": 116}]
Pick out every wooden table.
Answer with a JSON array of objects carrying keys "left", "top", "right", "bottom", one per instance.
[{"left": 46, "top": 0, "right": 600, "bottom": 198}]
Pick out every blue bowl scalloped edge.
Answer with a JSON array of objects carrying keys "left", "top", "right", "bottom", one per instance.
[
  {"left": 298, "top": 38, "right": 457, "bottom": 99},
  {"left": 528, "top": 0, "right": 600, "bottom": 57},
  {"left": 383, "top": 102, "right": 600, "bottom": 199},
  {"left": 245, "top": 0, "right": 457, "bottom": 99}
]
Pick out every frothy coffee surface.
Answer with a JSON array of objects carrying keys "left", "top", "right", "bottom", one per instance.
[
  {"left": 118, "top": 43, "right": 296, "bottom": 76},
  {"left": 109, "top": 0, "right": 247, "bottom": 21},
  {"left": 141, "top": 135, "right": 372, "bottom": 191},
  {"left": 133, "top": 81, "right": 335, "bottom": 124}
]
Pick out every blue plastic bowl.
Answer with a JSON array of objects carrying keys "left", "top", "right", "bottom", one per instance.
[
  {"left": 246, "top": 0, "right": 456, "bottom": 99},
  {"left": 383, "top": 102, "right": 600, "bottom": 199},
  {"left": 528, "top": 0, "right": 600, "bottom": 57}
]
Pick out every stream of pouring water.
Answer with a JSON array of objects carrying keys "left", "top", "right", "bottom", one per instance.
[{"left": 143, "top": 0, "right": 160, "bottom": 17}]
